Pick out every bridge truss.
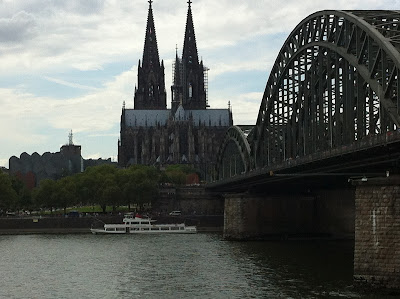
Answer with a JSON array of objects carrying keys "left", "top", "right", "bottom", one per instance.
[{"left": 216, "top": 10, "right": 400, "bottom": 181}]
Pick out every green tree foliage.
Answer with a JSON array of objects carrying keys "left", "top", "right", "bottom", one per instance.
[
  {"left": 32, "top": 179, "right": 57, "bottom": 212},
  {"left": 163, "top": 164, "right": 196, "bottom": 185},
  {"left": 53, "top": 176, "right": 78, "bottom": 214},
  {"left": 119, "top": 165, "right": 160, "bottom": 211},
  {"left": 0, "top": 172, "right": 18, "bottom": 212},
  {"left": 5, "top": 164, "right": 170, "bottom": 213},
  {"left": 8, "top": 175, "right": 32, "bottom": 211},
  {"left": 101, "top": 176, "right": 122, "bottom": 212}
]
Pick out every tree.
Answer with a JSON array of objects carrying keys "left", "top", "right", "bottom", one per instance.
[
  {"left": 28, "top": 163, "right": 165, "bottom": 214},
  {"left": 136, "top": 177, "right": 158, "bottom": 210},
  {"left": 119, "top": 165, "right": 160, "bottom": 211},
  {"left": 163, "top": 164, "right": 199, "bottom": 185},
  {"left": 54, "top": 176, "right": 77, "bottom": 214},
  {"left": 164, "top": 169, "right": 186, "bottom": 185},
  {"left": 79, "top": 164, "right": 120, "bottom": 212},
  {"left": 0, "top": 172, "right": 18, "bottom": 212},
  {"left": 101, "top": 175, "right": 122, "bottom": 212},
  {"left": 32, "top": 179, "right": 57, "bottom": 213},
  {"left": 74, "top": 172, "right": 100, "bottom": 208},
  {"left": 10, "top": 175, "right": 32, "bottom": 211}
]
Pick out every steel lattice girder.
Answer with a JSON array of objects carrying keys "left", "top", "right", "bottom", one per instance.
[
  {"left": 215, "top": 126, "right": 252, "bottom": 180},
  {"left": 252, "top": 10, "right": 400, "bottom": 169}
]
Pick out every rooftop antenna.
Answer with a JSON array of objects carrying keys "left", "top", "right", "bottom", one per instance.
[{"left": 68, "top": 130, "right": 74, "bottom": 145}]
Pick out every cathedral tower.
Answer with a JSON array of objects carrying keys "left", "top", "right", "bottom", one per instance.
[
  {"left": 134, "top": 0, "right": 167, "bottom": 110},
  {"left": 172, "top": 1, "right": 207, "bottom": 111},
  {"left": 171, "top": 47, "right": 183, "bottom": 113}
]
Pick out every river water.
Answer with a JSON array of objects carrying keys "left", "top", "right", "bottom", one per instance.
[{"left": 0, "top": 233, "right": 394, "bottom": 298}]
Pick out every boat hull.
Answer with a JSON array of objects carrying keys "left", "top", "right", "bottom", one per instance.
[
  {"left": 90, "top": 228, "right": 126, "bottom": 234},
  {"left": 91, "top": 227, "right": 197, "bottom": 234}
]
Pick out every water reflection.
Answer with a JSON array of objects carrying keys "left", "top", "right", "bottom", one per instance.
[
  {"left": 0, "top": 234, "right": 394, "bottom": 298},
  {"left": 226, "top": 240, "right": 356, "bottom": 298}
]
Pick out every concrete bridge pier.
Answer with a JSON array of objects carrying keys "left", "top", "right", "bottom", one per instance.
[{"left": 353, "top": 176, "right": 400, "bottom": 290}]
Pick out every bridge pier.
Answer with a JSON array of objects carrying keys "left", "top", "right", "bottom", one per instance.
[
  {"left": 353, "top": 176, "right": 400, "bottom": 290},
  {"left": 223, "top": 188, "right": 355, "bottom": 240},
  {"left": 223, "top": 193, "right": 316, "bottom": 240}
]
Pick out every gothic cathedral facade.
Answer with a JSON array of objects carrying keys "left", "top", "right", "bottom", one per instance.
[{"left": 118, "top": 1, "right": 233, "bottom": 179}]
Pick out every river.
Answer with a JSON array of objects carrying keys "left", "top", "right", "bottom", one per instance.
[{"left": 0, "top": 233, "right": 394, "bottom": 298}]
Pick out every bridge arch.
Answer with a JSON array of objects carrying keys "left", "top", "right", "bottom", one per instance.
[
  {"left": 215, "top": 126, "right": 251, "bottom": 180},
  {"left": 251, "top": 10, "right": 400, "bottom": 169}
]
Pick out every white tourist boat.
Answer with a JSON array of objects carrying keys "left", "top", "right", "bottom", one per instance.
[{"left": 90, "top": 213, "right": 197, "bottom": 234}]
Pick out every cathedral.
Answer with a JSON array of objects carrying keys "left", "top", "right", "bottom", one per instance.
[{"left": 118, "top": 1, "right": 233, "bottom": 179}]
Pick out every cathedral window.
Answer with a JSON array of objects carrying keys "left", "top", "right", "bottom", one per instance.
[
  {"left": 149, "top": 85, "right": 154, "bottom": 98},
  {"left": 189, "top": 83, "right": 192, "bottom": 98}
]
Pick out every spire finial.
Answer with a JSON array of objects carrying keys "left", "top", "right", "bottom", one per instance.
[
  {"left": 187, "top": 0, "right": 192, "bottom": 8},
  {"left": 148, "top": 0, "right": 153, "bottom": 8}
]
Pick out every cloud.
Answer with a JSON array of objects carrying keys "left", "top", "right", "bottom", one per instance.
[
  {"left": 43, "top": 76, "right": 99, "bottom": 91},
  {"left": 0, "top": 10, "right": 37, "bottom": 43},
  {"left": 46, "top": 69, "right": 135, "bottom": 133},
  {"left": 0, "top": 67, "right": 135, "bottom": 166},
  {"left": 212, "top": 91, "right": 263, "bottom": 125}
]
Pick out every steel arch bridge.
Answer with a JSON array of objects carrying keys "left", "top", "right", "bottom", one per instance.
[{"left": 216, "top": 10, "right": 400, "bottom": 181}]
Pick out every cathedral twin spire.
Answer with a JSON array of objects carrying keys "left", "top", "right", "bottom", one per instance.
[
  {"left": 179, "top": 0, "right": 206, "bottom": 110},
  {"left": 182, "top": 0, "right": 199, "bottom": 68},
  {"left": 134, "top": 0, "right": 166, "bottom": 110},
  {"left": 134, "top": 0, "right": 206, "bottom": 111},
  {"left": 142, "top": 0, "right": 160, "bottom": 70}
]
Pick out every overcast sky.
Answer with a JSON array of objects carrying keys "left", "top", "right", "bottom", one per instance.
[{"left": 0, "top": 0, "right": 398, "bottom": 168}]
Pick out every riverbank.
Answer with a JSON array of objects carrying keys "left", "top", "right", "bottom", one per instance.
[{"left": 0, "top": 215, "right": 223, "bottom": 234}]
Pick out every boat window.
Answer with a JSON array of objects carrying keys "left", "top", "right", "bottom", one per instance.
[
  {"left": 142, "top": 228, "right": 149, "bottom": 230},
  {"left": 171, "top": 227, "right": 179, "bottom": 230},
  {"left": 161, "top": 227, "right": 169, "bottom": 230},
  {"left": 151, "top": 228, "right": 159, "bottom": 231}
]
